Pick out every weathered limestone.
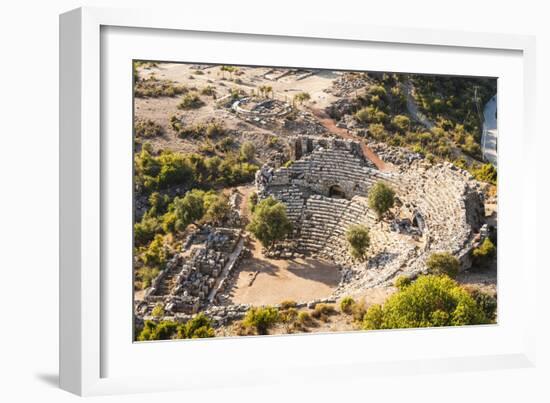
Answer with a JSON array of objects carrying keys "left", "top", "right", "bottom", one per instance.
[{"left": 259, "top": 136, "right": 486, "bottom": 295}]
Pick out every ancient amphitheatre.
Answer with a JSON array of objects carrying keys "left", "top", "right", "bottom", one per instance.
[{"left": 133, "top": 62, "right": 498, "bottom": 340}]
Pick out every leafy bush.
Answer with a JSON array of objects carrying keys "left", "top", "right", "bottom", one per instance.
[
  {"left": 391, "top": 115, "right": 410, "bottom": 132},
  {"left": 393, "top": 275, "right": 412, "bottom": 290},
  {"left": 368, "top": 182, "right": 395, "bottom": 219},
  {"left": 240, "top": 141, "right": 256, "bottom": 161},
  {"left": 136, "top": 266, "right": 159, "bottom": 289},
  {"left": 138, "top": 234, "right": 167, "bottom": 268},
  {"left": 135, "top": 119, "right": 164, "bottom": 138},
  {"left": 339, "top": 297, "right": 355, "bottom": 314},
  {"left": 472, "top": 163, "right": 497, "bottom": 185},
  {"left": 179, "top": 313, "right": 215, "bottom": 339},
  {"left": 472, "top": 238, "right": 496, "bottom": 268},
  {"left": 201, "top": 85, "right": 216, "bottom": 96},
  {"left": 135, "top": 76, "right": 187, "bottom": 98},
  {"left": 151, "top": 303, "right": 165, "bottom": 318},
  {"left": 426, "top": 252, "right": 460, "bottom": 278},
  {"left": 248, "top": 192, "right": 258, "bottom": 213},
  {"left": 137, "top": 320, "right": 178, "bottom": 341},
  {"left": 134, "top": 213, "right": 162, "bottom": 246},
  {"left": 177, "top": 92, "right": 205, "bottom": 109},
  {"left": 243, "top": 306, "right": 280, "bottom": 335},
  {"left": 296, "top": 311, "right": 314, "bottom": 327},
  {"left": 311, "top": 304, "right": 337, "bottom": 322},
  {"left": 362, "top": 275, "right": 488, "bottom": 330},
  {"left": 468, "top": 289, "right": 497, "bottom": 322},
  {"left": 247, "top": 197, "right": 292, "bottom": 249},
  {"left": 280, "top": 300, "right": 297, "bottom": 310},
  {"left": 346, "top": 225, "right": 370, "bottom": 260}
]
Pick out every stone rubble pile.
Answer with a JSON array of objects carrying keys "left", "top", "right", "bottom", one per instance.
[{"left": 141, "top": 227, "right": 245, "bottom": 317}]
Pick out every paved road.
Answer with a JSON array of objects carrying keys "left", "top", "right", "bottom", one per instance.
[{"left": 482, "top": 95, "right": 498, "bottom": 167}]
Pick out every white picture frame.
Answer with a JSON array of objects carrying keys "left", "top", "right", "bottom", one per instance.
[{"left": 60, "top": 6, "right": 537, "bottom": 396}]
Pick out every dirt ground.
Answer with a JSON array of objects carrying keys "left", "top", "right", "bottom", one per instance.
[{"left": 229, "top": 238, "right": 341, "bottom": 305}]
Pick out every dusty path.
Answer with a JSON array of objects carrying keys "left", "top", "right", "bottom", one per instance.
[
  {"left": 308, "top": 107, "right": 388, "bottom": 171},
  {"left": 229, "top": 239, "right": 340, "bottom": 305},
  {"left": 482, "top": 95, "right": 498, "bottom": 167}
]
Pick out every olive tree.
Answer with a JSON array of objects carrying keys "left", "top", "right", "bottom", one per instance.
[
  {"left": 368, "top": 182, "right": 395, "bottom": 219},
  {"left": 246, "top": 197, "right": 292, "bottom": 249},
  {"left": 346, "top": 224, "right": 370, "bottom": 260}
]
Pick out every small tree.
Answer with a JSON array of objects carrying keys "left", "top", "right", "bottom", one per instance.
[
  {"left": 172, "top": 189, "right": 206, "bottom": 231},
  {"left": 240, "top": 141, "right": 256, "bottom": 161},
  {"left": 368, "top": 182, "right": 395, "bottom": 219},
  {"left": 426, "top": 252, "right": 460, "bottom": 278},
  {"left": 247, "top": 197, "right": 292, "bottom": 249},
  {"left": 203, "top": 195, "right": 230, "bottom": 226},
  {"left": 346, "top": 225, "right": 370, "bottom": 260}
]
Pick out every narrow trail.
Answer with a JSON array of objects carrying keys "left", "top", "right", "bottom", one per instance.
[{"left": 308, "top": 107, "right": 389, "bottom": 171}]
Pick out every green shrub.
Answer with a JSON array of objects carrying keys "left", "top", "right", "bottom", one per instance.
[
  {"left": 362, "top": 275, "right": 488, "bottom": 330},
  {"left": 136, "top": 266, "right": 159, "bottom": 289},
  {"left": 248, "top": 192, "right": 258, "bottom": 213},
  {"left": 296, "top": 311, "right": 314, "bottom": 327},
  {"left": 469, "top": 289, "right": 497, "bottom": 322},
  {"left": 243, "top": 306, "right": 280, "bottom": 335},
  {"left": 247, "top": 197, "right": 292, "bottom": 249},
  {"left": 151, "top": 303, "right": 165, "bottom": 318},
  {"left": 134, "top": 214, "right": 162, "bottom": 246},
  {"left": 346, "top": 225, "right": 370, "bottom": 260},
  {"left": 280, "top": 300, "right": 297, "bottom": 310},
  {"left": 472, "top": 238, "right": 496, "bottom": 268},
  {"left": 339, "top": 297, "right": 355, "bottom": 314},
  {"left": 135, "top": 76, "right": 187, "bottom": 98},
  {"left": 215, "top": 137, "right": 234, "bottom": 152},
  {"left": 391, "top": 115, "right": 410, "bottom": 132},
  {"left": 179, "top": 313, "right": 215, "bottom": 339},
  {"left": 472, "top": 163, "right": 497, "bottom": 185},
  {"left": 135, "top": 119, "right": 164, "bottom": 138},
  {"left": 368, "top": 182, "right": 395, "bottom": 219},
  {"left": 311, "top": 304, "right": 337, "bottom": 322},
  {"left": 240, "top": 141, "right": 256, "bottom": 161},
  {"left": 177, "top": 92, "right": 205, "bottom": 109},
  {"left": 138, "top": 234, "right": 167, "bottom": 269},
  {"left": 394, "top": 275, "right": 412, "bottom": 290},
  {"left": 138, "top": 320, "right": 178, "bottom": 341},
  {"left": 368, "top": 123, "right": 386, "bottom": 140},
  {"left": 201, "top": 85, "right": 216, "bottom": 96},
  {"left": 426, "top": 252, "right": 460, "bottom": 278}
]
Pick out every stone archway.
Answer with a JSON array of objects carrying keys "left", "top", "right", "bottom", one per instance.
[{"left": 329, "top": 184, "right": 346, "bottom": 199}]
